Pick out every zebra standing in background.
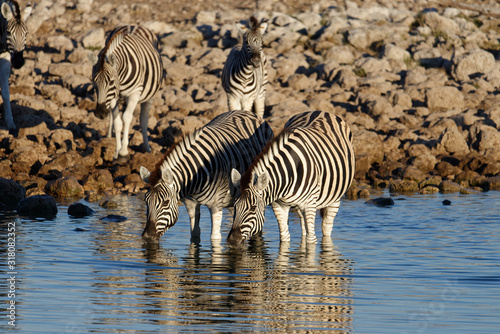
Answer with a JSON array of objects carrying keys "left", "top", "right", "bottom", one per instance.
[
  {"left": 139, "top": 110, "right": 274, "bottom": 242},
  {"left": 228, "top": 111, "right": 355, "bottom": 246},
  {"left": 0, "top": 0, "right": 31, "bottom": 129},
  {"left": 221, "top": 16, "right": 268, "bottom": 118},
  {"left": 88, "top": 25, "right": 164, "bottom": 160}
]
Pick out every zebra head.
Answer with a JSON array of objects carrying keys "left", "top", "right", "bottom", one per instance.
[
  {"left": 140, "top": 165, "right": 180, "bottom": 241},
  {"left": 236, "top": 16, "right": 268, "bottom": 68},
  {"left": 88, "top": 52, "right": 120, "bottom": 119},
  {"left": 227, "top": 169, "right": 268, "bottom": 246},
  {"left": 1, "top": 1, "right": 32, "bottom": 69}
]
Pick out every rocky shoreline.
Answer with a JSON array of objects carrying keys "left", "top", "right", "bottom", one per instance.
[{"left": 1, "top": 0, "right": 500, "bottom": 212}]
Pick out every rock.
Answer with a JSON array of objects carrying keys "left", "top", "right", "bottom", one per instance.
[
  {"left": 17, "top": 195, "right": 58, "bottom": 218},
  {"left": 437, "top": 128, "right": 469, "bottom": 156},
  {"left": 439, "top": 181, "right": 462, "bottom": 193},
  {"left": 452, "top": 48, "right": 496, "bottom": 82},
  {"left": 45, "top": 176, "right": 84, "bottom": 198},
  {"left": 81, "top": 28, "right": 105, "bottom": 49},
  {"left": 442, "top": 199, "right": 451, "bottom": 205},
  {"left": 425, "top": 86, "right": 464, "bottom": 110},
  {"left": 82, "top": 169, "right": 114, "bottom": 193},
  {"left": 68, "top": 202, "right": 95, "bottom": 217},
  {"left": 365, "top": 197, "right": 395, "bottom": 206},
  {"left": 99, "top": 214, "right": 127, "bottom": 222},
  {"left": 99, "top": 200, "right": 118, "bottom": 209},
  {"left": 389, "top": 179, "right": 419, "bottom": 193},
  {"left": 423, "top": 11, "right": 460, "bottom": 35},
  {"left": 0, "top": 178, "right": 26, "bottom": 210}
]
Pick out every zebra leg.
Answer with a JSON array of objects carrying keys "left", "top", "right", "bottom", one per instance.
[
  {"left": 294, "top": 208, "right": 307, "bottom": 237},
  {"left": 112, "top": 108, "right": 123, "bottom": 159},
  {"left": 253, "top": 93, "right": 265, "bottom": 118},
  {"left": 139, "top": 100, "right": 152, "bottom": 153},
  {"left": 119, "top": 94, "right": 140, "bottom": 157},
  {"left": 0, "top": 58, "right": 14, "bottom": 129},
  {"left": 107, "top": 114, "right": 113, "bottom": 138},
  {"left": 209, "top": 208, "right": 223, "bottom": 241},
  {"left": 227, "top": 95, "right": 242, "bottom": 112},
  {"left": 185, "top": 199, "right": 201, "bottom": 241},
  {"left": 320, "top": 201, "right": 340, "bottom": 238},
  {"left": 303, "top": 207, "right": 318, "bottom": 244},
  {"left": 271, "top": 202, "right": 291, "bottom": 242}
]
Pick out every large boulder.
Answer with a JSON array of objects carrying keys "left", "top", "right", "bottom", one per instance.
[
  {"left": 17, "top": 195, "right": 58, "bottom": 218},
  {"left": 0, "top": 178, "right": 26, "bottom": 210},
  {"left": 452, "top": 48, "right": 496, "bottom": 82},
  {"left": 45, "top": 176, "right": 84, "bottom": 198}
]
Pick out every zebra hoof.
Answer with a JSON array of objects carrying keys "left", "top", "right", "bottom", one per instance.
[{"left": 114, "top": 155, "right": 130, "bottom": 164}]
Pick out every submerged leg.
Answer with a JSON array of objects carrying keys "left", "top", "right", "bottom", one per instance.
[
  {"left": 303, "top": 206, "right": 318, "bottom": 244},
  {"left": 209, "top": 207, "right": 223, "bottom": 241},
  {"left": 320, "top": 201, "right": 340, "bottom": 238},
  {"left": 185, "top": 199, "right": 201, "bottom": 241},
  {"left": 271, "top": 202, "right": 290, "bottom": 242}
]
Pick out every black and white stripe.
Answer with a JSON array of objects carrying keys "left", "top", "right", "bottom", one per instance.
[
  {"left": 0, "top": 0, "right": 31, "bottom": 129},
  {"left": 221, "top": 16, "right": 268, "bottom": 118},
  {"left": 140, "top": 110, "right": 274, "bottom": 242},
  {"left": 228, "top": 111, "right": 355, "bottom": 245},
  {"left": 88, "top": 25, "right": 164, "bottom": 159}
]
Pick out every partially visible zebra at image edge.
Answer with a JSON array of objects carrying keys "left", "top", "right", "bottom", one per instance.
[
  {"left": 222, "top": 16, "right": 268, "bottom": 118},
  {"left": 228, "top": 111, "right": 356, "bottom": 246},
  {"left": 88, "top": 25, "right": 165, "bottom": 159},
  {"left": 139, "top": 109, "right": 274, "bottom": 243},
  {"left": 0, "top": 0, "right": 31, "bottom": 129}
]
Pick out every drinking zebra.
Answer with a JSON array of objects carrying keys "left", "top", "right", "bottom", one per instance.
[
  {"left": 0, "top": 0, "right": 31, "bottom": 129},
  {"left": 221, "top": 16, "right": 268, "bottom": 118},
  {"left": 228, "top": 111, "right": 355, "bottom": 246},
  {"left": 88, "top": 25, "right": 164, "bottom": 159},
  {"left": 140, "top": 109, "right": 274, "bottom": 242}
]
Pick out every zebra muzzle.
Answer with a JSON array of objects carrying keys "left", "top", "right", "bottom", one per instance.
[
  {"left": 94, "top": 103, "right": 110, "bottom": 120},
  {"left": 11, "top": 52, "right": 25, "bottom": 69},
  {"left": 227, "top": 227, "right": 245, "bottom": 247}
]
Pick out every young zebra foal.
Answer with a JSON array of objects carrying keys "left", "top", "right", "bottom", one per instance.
[
  {"left": 228, "top": 111, "right": 355, "bottom": 246},
  {"left": 222, "top": 16, "right": 268, "bottom": 118},
  {"left": 0, "top": 0, "right": 31, "bottom": 129},
  {"left": 88, "top": 25, "right": 164, "bottom": 159},
  {"left": 140, "top": 110, "right": 274, "bottom": 243}
]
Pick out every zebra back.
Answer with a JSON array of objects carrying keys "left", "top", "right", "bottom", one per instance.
[
  {"left": 241, "top": 111, "right": 355, "bottom": 207},
  {"left": 149, "top": 110, "right": 274, "bottom": 201}
]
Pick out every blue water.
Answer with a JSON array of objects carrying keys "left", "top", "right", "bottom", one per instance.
[{"left": 1, "top": 191, "right": 499, "bottom": 333}]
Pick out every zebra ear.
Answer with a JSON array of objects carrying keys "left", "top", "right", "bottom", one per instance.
[
  {"left": 88, "top": 52, "right": 98, "bottom": 66},
  {"left": 106, "top": 53, "right": 118, "bottom": 68},
  {"left": 235, "top": 21, "right": 247, "bottom": 34},
  {"left": 22, "top": 3, "right": 32, "bottom": 21},
  {"left": 140, "top": 166, "right": 151, "bottom": 184},
  {"left": 160, "top": 163, "right": 174, "bottom": 186},
  {"left": 257, "top": 20, "right": 268, "bottom": 35},
  {"left": 255, "top": 171, "right": 269, "bottom": 192},
  {"left": 1, "top": 3, "right": 13, "bottom": 20},
  {"left": 231, "top": 169, "right": 241, "bottom": 190}
]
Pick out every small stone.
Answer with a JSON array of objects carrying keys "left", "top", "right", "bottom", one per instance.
[
  {"left": 68, "top": 203, "right": 95, "bottom": 217},
  {"left": 442, "top": 200, "right": 451, "bottom": 205},
  {"left": 365, "top": 197, "right": 395, "bottom": 206},
  {"left": 17, "top": 195, "right": 58, "bottom": 218}
]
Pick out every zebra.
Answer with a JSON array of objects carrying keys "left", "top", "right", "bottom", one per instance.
[
  {"left": 228, "top": 111, "right": 355, "bottom": 246},
  {"left": 0, "top": 0, "right": 31, "bottom": 129},
  {"left": 221, "top": 16, "right": 268, "bottom": 118},
  {"left": 88, "top": 25, "right": 164, "bottom": 159},
  {"left": 139, "top": 109, "right": 274, "bottom": 242}
]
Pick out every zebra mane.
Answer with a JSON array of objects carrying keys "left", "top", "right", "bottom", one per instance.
[
  {"left": 240, "top": 128, "right": 294, "bottom": 193},
  {"left": 147, "top": 128, "right": 204, "bottom": 187},
  {"left": 97, "top": 29, "right": 127, "bottom": 70},
  {"left": 12, "top": 1, "right": 21, "bottom": 21}
]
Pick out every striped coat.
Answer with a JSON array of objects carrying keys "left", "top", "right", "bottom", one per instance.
[
  {"left": 88, "top": 25, "right": 164, "bottom": 159},
  {"left": 140, "top": 110, "right": 274, "bottom": 242},
  {"left": 0, "top": 0, "right": 31, "bottom": 129},
  {"left": 221, "top": 16, "right": 268, "bottom": 118},
  {"left": 228, "top": 111, "right": 355, "bottom": 245}
]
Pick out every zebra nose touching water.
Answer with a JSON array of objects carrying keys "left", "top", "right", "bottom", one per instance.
[
  {"left": 228, "top": 111, "right": 356, "bottom": 246},
  {"left": 88, "top": 25, "right": 164, "bottom": 160},
  {"left": 139, "top": 110, "right": 274, "bottom": 243},
  {"left": 222, "top": 16, "right": 268, "bottom": 118},
  {"left": 0, "top": 0, "right": 31, "bottom": 130}
]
